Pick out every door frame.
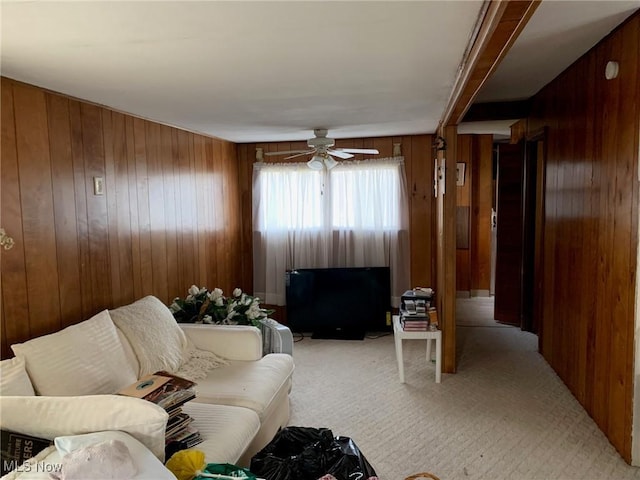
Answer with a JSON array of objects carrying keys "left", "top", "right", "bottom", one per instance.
[{"left": 525, "top": 127, "right": 547, "bottom": 343}]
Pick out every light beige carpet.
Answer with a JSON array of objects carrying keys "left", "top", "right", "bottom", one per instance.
[{"left": 287, "top": 298, "right": 640, "bottom": 479}]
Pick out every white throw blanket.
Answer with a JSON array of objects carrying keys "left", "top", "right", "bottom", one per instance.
[
  {"left": 176, "top": 339, "right": 229, "bottom": 381},
  {"left": 50, "top": 440, "right": 136, "bottom": 480},
  {"left": 109, "top": 296, "right": 227, "bottom": 381}
]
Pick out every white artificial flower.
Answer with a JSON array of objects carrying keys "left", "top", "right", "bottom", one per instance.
[
  {"left": 233, "top": 288, "right": 242, "bottom": 298},
  {"left": 188, "top": 285, "right": 200, "bottom": 296},
  {"left": 202, "top": 315, "right": 213, "bottom": 324},
  {"left": 227, "top": 301, "right": 236, "bottom": 314},
  {"left": 215, "top": 297, "right": 224, "bottom": 306},
  {"left": 169, "top": 301, "right": 181, "bottom": 313},
  {"left": 247, "top": 304, "right": 262, "bottom": 319},
  {"left": 206, "top": 288, "right": 220, "bottom": 301}
]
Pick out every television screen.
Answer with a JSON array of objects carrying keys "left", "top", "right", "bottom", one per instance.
[{"left": 285, "top": 267, "right": 391, "bottom": 340}]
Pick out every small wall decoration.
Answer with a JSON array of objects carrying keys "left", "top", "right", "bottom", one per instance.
[{"left": 456, "top": 162, "right": 466, "bottom": 186}]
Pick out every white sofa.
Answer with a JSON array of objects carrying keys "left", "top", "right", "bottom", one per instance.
[{"left": 0, "top": 295, "right": 294, "bottom": 478}]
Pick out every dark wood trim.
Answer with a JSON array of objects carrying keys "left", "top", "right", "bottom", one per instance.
[
  {"left": 441, "top": 0, "right": 540, "bottom": 127},
  {"left": 435, "top": 125, "right": 458, "bottom": 373}
]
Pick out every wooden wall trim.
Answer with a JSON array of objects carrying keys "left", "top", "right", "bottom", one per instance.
[
  {"left": 443, "top": 126, "right": 458, "bottom": 373},
  {"left": 441, "top": 0, "right": 540, "bottom": 127},
  {"left": 435, "top": 126, "right": 458, "bottom": 373}
]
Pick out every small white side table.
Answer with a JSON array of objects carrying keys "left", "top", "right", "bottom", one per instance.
[{"left": 393, "top": 314, "right": 442, "bottom": 383}]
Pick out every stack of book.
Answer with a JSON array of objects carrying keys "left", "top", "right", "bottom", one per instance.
[
  {"left": 118, "top": 371, "right": 202, "bottom": 457},
  {"left": 401, "top": 316, "right": 430, "bottom": 331},
  {"left": 400, "top": 289, "right": 434, "bottom": 331}
]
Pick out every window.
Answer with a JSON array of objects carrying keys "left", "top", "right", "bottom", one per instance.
[
  {"left": 330, "top": 162, "right": 403, "bottom": 230},
  {"left": 252, "top": 157, "right": 410, "bottom": 306},
  {"left": 254, "top": 166, "right": 323, "bottom": 230},
  {"left": 255, "top": 159, "right": 404, "bottom": 232}
]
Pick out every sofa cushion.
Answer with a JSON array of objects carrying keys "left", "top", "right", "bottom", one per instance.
[
  {"left": 0, "top": 395, "right": 168, "bottom": 461},
  {"left": 0, "top": 357, "right": 35, "bottom": 396},
  {"left": 109, "top": 295, "right": 188, "bottom": 377},
  {"left": 191, "top": 354, "right": 294, "bottom": 420},
  {"left": 11, "top": 310, "right": 137, "bottom": 396},
  {"left": 54, "top": 431, "right": 175, "bottom": 480},
  {"left": 115, "top": 328, "right": 141, "bottom": 375},
  {"left": 181, "top": 402, "right": 261, "bottom": 465}
]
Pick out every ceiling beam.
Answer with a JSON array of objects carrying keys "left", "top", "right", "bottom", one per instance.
[
  {"left": 439, "top": 0, "right": 540, "bottom": 129},
  {"left": 462, "top": 100, "right": 531, "bottom": 122}
]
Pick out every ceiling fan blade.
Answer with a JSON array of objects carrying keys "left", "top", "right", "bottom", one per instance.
[
  {"left": 264, "top": 150, "right": 312, "bottom": 156},
  {"left": 327, "top": 149, "right": 354, "bottom": 159},
  {"left": 285, "top": 151, "right": 315, "bottom": 160},
  {"left": 337, "top": 148, "right": 380, "bottom": 155}
]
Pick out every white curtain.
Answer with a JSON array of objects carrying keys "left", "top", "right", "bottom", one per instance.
[{"left": 253, "top": 157, "right": 410, "bottom": 306}]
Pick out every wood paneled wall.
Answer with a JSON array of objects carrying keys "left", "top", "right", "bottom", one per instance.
[
  {"left": 456, "top": 135, "right": 493, "bottom": 293},
  {"left": 0, "top": 78, "right": 243, "bottom": 357},
  {"left": 527, "top": 13, "right": 639, "bottom": 461},
  {"left": 237, "top": 135, "right": 435, "bottom": 322}
]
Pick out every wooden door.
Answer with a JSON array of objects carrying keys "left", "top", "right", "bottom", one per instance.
[{"left": 494, "top": 142, "right": 525, "bottom": 326}]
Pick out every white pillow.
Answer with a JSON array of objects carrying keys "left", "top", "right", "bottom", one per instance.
[
  {"left": 11, "top": 310, "right": 137, "bottom": 396},
  {"left": 0, "top": 357, "right": 35, "bottom": 396},
  {"left": 54, "top": 431, "right": 175, "bottom": 480},
  {"left": 109, "top": 296, "right": 188, "bottom": 377},
  {"left": 0, "top": 395, "right": 168, "bottom": 461}
]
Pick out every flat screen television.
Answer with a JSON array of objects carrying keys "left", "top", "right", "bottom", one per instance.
[{"left": 285, "top": 266, "right": 391, "bottom": 340}]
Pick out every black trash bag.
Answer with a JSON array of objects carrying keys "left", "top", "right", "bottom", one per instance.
[
  {"left": 325, "top": 436, "right": 378, "bottom": 480},
  {"left": 250, "top": 427, "right": 378, "bottom": 480}
]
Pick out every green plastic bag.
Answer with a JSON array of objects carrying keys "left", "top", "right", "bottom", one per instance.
[{"left": 195, "top": 462, "right": 258, "bottom": 479}]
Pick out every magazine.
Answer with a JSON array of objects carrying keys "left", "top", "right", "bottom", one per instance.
[
  {"left": 118, "top": 371, "right": 196, "bottom": 411},
  {"left": 165, "top": 413, "right": 193, "bottom": 438},
  {"left": 165, "top": 426, "right": 203, "bottom": 459}
]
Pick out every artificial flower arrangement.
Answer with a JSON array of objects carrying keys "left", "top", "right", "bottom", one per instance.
[{"left": 169, "top": 285, "right": 274, "bottom": 327}]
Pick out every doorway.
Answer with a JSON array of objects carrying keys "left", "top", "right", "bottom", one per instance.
[{"left": 493, "top": 133, "right": 546, "bottom": 334}]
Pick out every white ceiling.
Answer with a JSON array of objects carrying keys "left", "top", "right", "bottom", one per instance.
[{"left": 1, "top": 1, "right": 638, "bottom": 143}]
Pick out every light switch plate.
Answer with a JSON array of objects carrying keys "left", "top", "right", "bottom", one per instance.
[{"left": 93, "top": 176, "right": 104, "bottom": 195}]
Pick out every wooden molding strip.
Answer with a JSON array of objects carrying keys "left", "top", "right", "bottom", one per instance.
[{"left": 440, "top": 0, "right": 540, "bottom": 128}]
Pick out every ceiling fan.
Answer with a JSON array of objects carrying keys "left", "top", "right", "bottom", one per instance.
[{"left": 264, "top": 129, "right": 379, "bottom": 170}]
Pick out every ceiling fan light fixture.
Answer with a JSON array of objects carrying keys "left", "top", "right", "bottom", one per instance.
[
  {"left": 324, "top": 155, "right": 338, "bottom": 170},
  {"left": 307, "top": 155, "right": 324, "bottom": 170}
]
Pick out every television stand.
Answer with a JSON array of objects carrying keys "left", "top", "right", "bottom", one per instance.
[{"left": 311, "top": 328, "right": 366, "bottom": 340}]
